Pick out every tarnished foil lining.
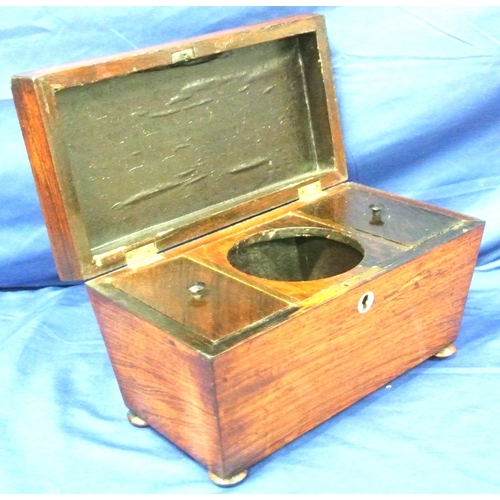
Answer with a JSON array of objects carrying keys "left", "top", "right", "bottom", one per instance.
[{"left": 55, "top": 33, "right": 334, "bottom": 252}]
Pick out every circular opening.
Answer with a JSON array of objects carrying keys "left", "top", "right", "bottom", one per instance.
[{"left": 227, "top": 227, "right": 364, "bottom": 282}]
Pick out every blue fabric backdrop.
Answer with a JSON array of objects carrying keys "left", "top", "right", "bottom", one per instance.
[{"left": 1, "top": 6, "right": 499, "bottom": 493}]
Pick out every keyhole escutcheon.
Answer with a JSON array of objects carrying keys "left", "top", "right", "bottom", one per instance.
[{"left": 358, "top": 291, "right": 374, "bottom": 313}]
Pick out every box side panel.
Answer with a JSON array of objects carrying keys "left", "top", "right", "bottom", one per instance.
[
  {"left": 86, "top": 287, "right": 223, "bottom": 471},
  {"left": 213, "top": 225, "right": 483, "bottom": 477}
]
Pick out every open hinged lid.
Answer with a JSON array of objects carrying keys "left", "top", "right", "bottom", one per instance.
[{"left": 12, "top": 14, "right": 347, "bottom": 281}]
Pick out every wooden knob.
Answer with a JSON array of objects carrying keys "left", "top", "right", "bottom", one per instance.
[
  {"left": 188, "top": 281, "right": 206, "bottom": 300},
  {"left": 369, "top": 203, "right": 384, "bottom": 225}
]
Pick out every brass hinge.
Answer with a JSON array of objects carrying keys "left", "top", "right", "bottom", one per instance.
[
  {"left": 172, "top": 48, "right": 195, "bottom": 64},
  {"left": 125, "top": 242, "right": 162, "bottom": 270},
  {"left": 298, "top": 181, "right": 323, "bottom": 202},
  {"left": 94, "top": 246, "right": 127, "bottom": 268}
]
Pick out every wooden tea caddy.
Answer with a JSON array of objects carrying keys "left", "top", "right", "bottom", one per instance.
[{"left": 12, "top": 14, "right": 484, "bottom": 486}]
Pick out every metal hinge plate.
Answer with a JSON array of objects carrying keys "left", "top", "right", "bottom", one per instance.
[
  {"left": 172, "top": 48, "right": 195, "bottom": 64},
  {"left": 125, "top": 242, "right": 161, "bottom": 270},
  {"left": 298, "top": 181, "right": 323, "bottom": 202},
  {"left": 94, "top": 246, "right": 127, "bottom": 268}
]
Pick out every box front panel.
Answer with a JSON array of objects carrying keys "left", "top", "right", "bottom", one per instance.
[{"left": 213, "top": 225, "right": 483, "bottom": 477}]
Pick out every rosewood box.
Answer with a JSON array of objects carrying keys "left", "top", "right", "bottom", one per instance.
[{"left": 12, "top": 14, "right": 484, "bottom": 485}]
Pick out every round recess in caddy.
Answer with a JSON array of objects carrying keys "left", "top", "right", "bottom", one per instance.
[{"left": 227, "top": 227, "right": 364, "bottom": 282}]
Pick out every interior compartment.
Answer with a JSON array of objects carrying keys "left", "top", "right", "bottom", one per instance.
[
  {"left": 227, "top": 227, "right": 364, "bottom": 281},
  {"left": 110, "top": 256, "right": 295, "bottom": 341},
  {"left": 298, "top": 185, "right": 459, "bottom": 246}
]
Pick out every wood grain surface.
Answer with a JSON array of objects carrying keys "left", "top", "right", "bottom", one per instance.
[
  {"left": 211, "top": 224, "right": 483, "bottom": 477},
  {"left": 11, "top": 77, "right": 84, "bottom": 280},
  {"left": 87, "top": 220, "right": 482, "bottom": 478},
  {"left": 87, "top": 286, "right": 224, "bottom": 472}
]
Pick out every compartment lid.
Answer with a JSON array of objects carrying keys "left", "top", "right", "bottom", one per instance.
[{"left": 12, "top": 14, "right": 347, "bottom": 281}]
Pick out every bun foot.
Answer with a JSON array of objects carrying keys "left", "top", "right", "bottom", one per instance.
[
  {"left": 434, "top": 343, "right": 457, "bottom": 359},
  {"left": 126, "top": 410, "right": 149, "bottom": 427},
  {"left": 208, "top": 469, "right": 248, "bottom": 486}
]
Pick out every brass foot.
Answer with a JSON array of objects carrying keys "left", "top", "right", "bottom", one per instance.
[
  {"left": 126, "top": 410, "right": 149, "bottom": 427},
  {"left": 434, "top": 343, "right": 457, "bottom": 359},
  {"left": 208, "top": 469, "right": 248, "bottom": 486}
]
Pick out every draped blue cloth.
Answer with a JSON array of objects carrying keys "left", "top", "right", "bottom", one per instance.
[{"left": 1, "top": 6, "right": 499, "bottom": 493}]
